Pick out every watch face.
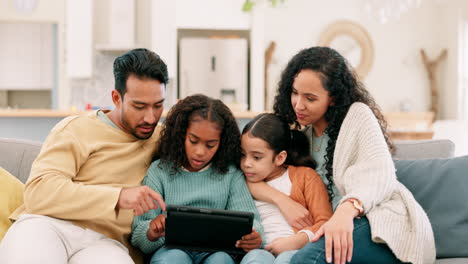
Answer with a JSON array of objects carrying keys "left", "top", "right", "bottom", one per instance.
[{"left": 14, "top": 0, "right": 38, "bottom": 13}]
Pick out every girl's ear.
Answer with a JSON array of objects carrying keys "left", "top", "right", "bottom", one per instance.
[
  {"left": 329, "top": 96, "right": 336, "bottom": 106},
  {"left": 274, "top": 150, "right": 287, "bottom": 166}
]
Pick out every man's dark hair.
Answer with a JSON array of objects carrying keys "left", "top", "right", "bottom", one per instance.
[{"left": 113, "top": 48, "right": 169, "bottom": 97}]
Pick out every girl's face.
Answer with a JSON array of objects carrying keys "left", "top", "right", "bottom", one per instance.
[
  {"left": 184, "top": 118, "right": 221, "bottom": 172},
  {"left": 240, "top": 133, "right": 286, "bottom": 183},
  {"left": 291, "top": 69, "right": 333, "bottom": 130}
]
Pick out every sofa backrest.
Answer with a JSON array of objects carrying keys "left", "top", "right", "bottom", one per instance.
[
  {"left": 393, "top": 139, "right": 455, "bottom": 160},
  {"left": 0, "top": 138, "right": 42, "bottom": 183},
  {"left": 0, "top": 137, "right": 456, "bottom": 184}
]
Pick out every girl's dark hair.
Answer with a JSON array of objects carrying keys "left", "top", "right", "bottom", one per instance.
[
  {"left": 156, "top": 94, "right": 241, "bottom": 175},
  {"left": 242, "top": 113, "right": 316, "bottom": 169},
  {"left": 273, "top": 46, "right": 394, "bottom": 201}
]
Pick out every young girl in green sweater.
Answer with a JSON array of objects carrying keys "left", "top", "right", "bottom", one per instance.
[{"left": 131, "top": 94, "right": 265, "bottom": 264}]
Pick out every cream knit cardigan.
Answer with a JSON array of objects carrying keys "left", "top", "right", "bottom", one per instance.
[{"left": 331, "top": 102, "right": 435, "bottom": 264}]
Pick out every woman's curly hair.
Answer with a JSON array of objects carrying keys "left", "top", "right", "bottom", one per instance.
[
  {"left": 273, "top": 46, "right": 394, "bottom": 201},
  {"left": 156, "top": 94, "right": 241, "bottom": 175}
]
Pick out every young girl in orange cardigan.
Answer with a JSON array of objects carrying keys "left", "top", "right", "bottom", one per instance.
[{"left": 240, "top": 113, "right": 332, "bottom": 264}]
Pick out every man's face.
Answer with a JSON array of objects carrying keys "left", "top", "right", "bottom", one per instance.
[{"left": 113, "top": 74, "right": 166, "bottom": 139}]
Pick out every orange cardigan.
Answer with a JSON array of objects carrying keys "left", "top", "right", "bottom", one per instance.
[{"left": 288, "top": 165, "right": 333, "bottom": 233}]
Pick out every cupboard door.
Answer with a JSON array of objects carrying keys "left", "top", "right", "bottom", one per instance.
[{"left": 0, "top": 23, "right": 53, "bottom": 90}]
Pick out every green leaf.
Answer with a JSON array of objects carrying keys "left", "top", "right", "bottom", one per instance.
[{"left": 242, "top": 0, "right": 255, "bottom": 12}]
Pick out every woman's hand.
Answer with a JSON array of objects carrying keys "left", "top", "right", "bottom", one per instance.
[
  {"left": 312, "top": 202, "right": 359, "bottom": 264},
  {"left": 247, "top": 181, "right": 312, "bottom": 229},
  {"left": 264, "top": 233, "right": 309, "bottom": 255},
  {"left": 235, "top": 229, "right": 262, "bottom": 252},
  {"left": 147, "top": 214, "right": 166, "bottom": 241}
]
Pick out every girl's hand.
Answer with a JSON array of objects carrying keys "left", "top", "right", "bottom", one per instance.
[
  {"left": 312, "top": 202, "right": 358, "bottom": 264},
  {"left": 276, "top": 195, "right": 313, "bottom": 230},
  {"left": 264, "top": 233, "right": 309, "bottom": 255},
  {"left": 147, "top": 214, "right": 166, "bottom": 241},
  {"left": 247, "top": 181, "right": 312, "bottom": 229},
  {"left": 235, "top": 229, "right": 262, "bottom": 252}
]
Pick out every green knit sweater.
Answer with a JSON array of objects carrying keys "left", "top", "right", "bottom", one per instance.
[{"left": 131, "top": 160, "right": 265, "bottom": 254}]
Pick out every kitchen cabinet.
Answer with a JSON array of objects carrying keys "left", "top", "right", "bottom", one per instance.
[{"left": 0, "top": 23, "right": 54, "bottom": 90}]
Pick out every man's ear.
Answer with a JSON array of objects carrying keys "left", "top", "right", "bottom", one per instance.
[
  {"left": 112, "top": 90, "right": 122, "bottom": 108},
  {"left": 274, "top": 150, "right": 287, "bottom": 167}
]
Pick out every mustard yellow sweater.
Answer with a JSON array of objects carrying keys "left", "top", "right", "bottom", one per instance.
[{"left": 10, "top": 111, "right": 160, "bottom": 263}]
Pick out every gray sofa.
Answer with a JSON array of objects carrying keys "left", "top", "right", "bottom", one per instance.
[{"left": 0, "top": 137, "right": 466, "bottom": 263}]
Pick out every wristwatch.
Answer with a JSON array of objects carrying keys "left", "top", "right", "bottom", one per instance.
[{"left": 346, "top": 198, "right": 364, "bottom": 216}]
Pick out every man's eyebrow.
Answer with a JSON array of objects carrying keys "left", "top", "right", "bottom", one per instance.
[{"left": 132, "top": 99, "right": 165, "bottom": 105}]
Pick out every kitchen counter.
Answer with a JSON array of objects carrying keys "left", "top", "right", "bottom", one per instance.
[
  {"left": 0, "top": 109, "right": 261, "bottom": 142},
  {"left": 0, "top": 109, "right": 261, "bottom": 118},
  {"left": 1, "top": 109, "right": 435, "bottom": 142},
  {"left": 0, "top": 109, "right": 89, "bottom": 117}
]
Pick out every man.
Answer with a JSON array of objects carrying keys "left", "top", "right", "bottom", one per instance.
[{"left": 0, "top": 48, "right": 168, "bottom": 264}]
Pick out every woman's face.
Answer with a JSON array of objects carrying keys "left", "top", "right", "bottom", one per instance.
[
  {"left": 184, "top": 117, "right": 221, "bottom": 172},
  {"left": 291, "top": 69, "right": 333, "bottom": 129}
]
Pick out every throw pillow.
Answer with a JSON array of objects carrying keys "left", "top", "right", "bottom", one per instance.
[
  {"left": 394, "top": 156, "right": 468, "bottom": 258},
  {"left": 0, "top": 167, "right": 24, "bottom": 241}
]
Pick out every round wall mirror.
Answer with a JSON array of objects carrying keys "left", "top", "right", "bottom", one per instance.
[{"left": 317, "top": 20, "right": 374, "bottom": 79}]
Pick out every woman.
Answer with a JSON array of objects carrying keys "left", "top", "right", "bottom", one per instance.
[{"left": 247, "top": 47, "right": 435, "bottom": 264}]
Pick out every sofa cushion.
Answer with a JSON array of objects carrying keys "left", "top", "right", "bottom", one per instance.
[
  {"left": 0, "top": 167, "right": 24, "bottom": 241},
  {"left": 394, "top": 156, "right": 468, "bottom": 258}
]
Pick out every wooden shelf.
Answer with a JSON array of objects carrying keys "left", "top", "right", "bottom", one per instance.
[
  {"left": 0, "top": 109, "right": 89, "bottom": 117},
  {"left": 389, "top": 130, "right": 434, "bottom": 140},
  {"left": 0, "top": 109, "right": 260, "bottom": 119}
]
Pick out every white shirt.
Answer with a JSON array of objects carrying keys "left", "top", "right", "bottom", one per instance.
[{"left": 254, "top": 169, "right": 294, "bottom": 244}]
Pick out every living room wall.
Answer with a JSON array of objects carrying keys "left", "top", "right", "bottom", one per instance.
[{"left": 263, "top": 0, "right": 466, "bottom": 119}]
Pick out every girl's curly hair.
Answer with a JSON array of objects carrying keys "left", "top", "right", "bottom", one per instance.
[
  {"left": 156, "top": 94, "right": 241, "bottom": 175},
  {"left": 273, "top": 46, "right": 394, "bottom": 201}
]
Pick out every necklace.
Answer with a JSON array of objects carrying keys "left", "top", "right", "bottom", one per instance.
[{"left": 311, "top": 132, "right": 325, "bottom": 152}]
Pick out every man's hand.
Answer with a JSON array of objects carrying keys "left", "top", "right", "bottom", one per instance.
[
  {"left": 264, "top": 233, "right": 309, "bottom": 255},
  {"left": 117, "top": 186, "right": 166, "bottom": 215},
  {"left": 147, "top": 214, "right": 166, "bottom": 241},
  {"left": 235, "top": 229, "right": 262, "bottom": 252}
]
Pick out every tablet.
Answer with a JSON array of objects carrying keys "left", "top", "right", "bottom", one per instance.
[{"left": 165, "top": 204, "right": 254, "bottom": 254}]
